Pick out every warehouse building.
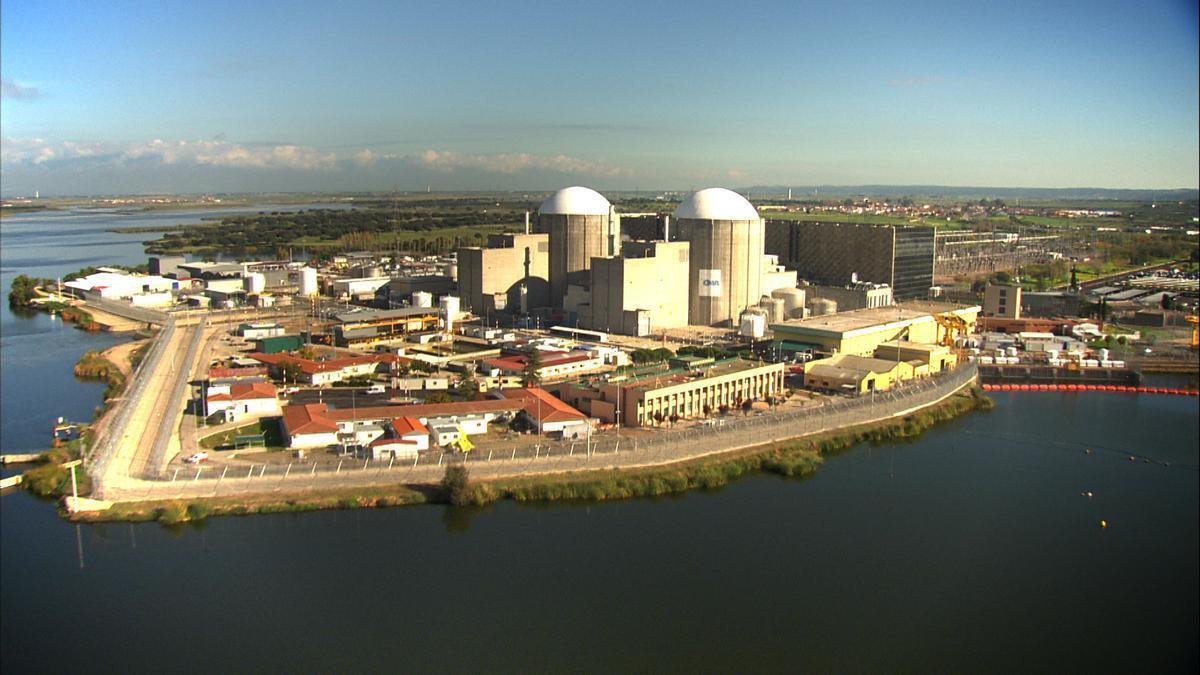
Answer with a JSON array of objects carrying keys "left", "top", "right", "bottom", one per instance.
[
  {"left": 771, "top": 301, "right": 980, "bottom": 357},
  {"left": 588, "top": 240, "right": 690, "bottom": 336},
  {"left": 456, "top": 232, "right": 550, "bottom": 314},
  {"left": 803, "top": 355, "right": 916, "bottom": 394},
  {"left": 555, "top": 358, "right": 785, "bottom": 427},
  {"left": 765, "top": 221, "right": 936, "bottom": 300},
  {"left": 331, "top": 307, "right": 441, "bottom": 347}
]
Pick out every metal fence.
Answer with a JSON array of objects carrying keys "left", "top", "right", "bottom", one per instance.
[{"left": 116, "top": 364, "right": 979, "bottom": 501}]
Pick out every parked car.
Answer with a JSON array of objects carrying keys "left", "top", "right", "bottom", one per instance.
[{"left": 184, "top": 452, "right": 209, "bottom": 464}]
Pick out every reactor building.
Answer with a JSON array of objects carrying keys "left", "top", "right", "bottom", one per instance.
[
  {"left": 535, "top": 186, "right": 619, "bottom": 309},
  {"left": 673, "top": 188, "right": 767, "bottom": 327}
]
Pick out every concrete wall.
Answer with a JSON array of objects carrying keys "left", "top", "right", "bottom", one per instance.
[
  {"left": 588, "top": 241, "right": 689, "bottom": 335},
  {"left": 677, "top": 218, "right": 765, "bottom": 326},
  {"left": 538, "top": 213, "right": 617, "bottom": 308},
  {"left": 457, "top": 233, "right": 549, "bottom": 312}
]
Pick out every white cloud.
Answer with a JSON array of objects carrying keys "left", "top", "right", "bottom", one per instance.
[
  {"left": 1, "top": 137, "right": 337, "bottom": 170},
  {"left": 1, "top": 77, "right": 42, "bottom": 99}
]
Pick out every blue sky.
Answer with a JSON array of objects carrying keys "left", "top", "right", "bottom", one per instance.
[{"left": 2, "top": 0, "right": 1197, "bottom": 195}]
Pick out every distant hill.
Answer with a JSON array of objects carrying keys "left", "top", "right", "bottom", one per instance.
[{"left": 742, "top": 185, "right": 1199, "bottom": 201}]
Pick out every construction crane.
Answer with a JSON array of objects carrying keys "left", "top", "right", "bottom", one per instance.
[{"left": 932, "top": 313, "right": 970, "bottom": 348}]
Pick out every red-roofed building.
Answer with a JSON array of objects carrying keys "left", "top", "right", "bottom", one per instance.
[
  {"left": 367, "top": 416, "right": 430, "bottom": 460},
  {"left": 249, "top": 352, "right": 402, "bottom": 385},
  {"left": 204, "top": 381, "right": 280, "bottom": 419},
  {"left": 485, "top": 350, "right": 605, "bottom": 381},
  {"left": 281, "top": 403, "right": 340, "bottom": 449},
  {"left": 501, "top": 387, "right": 590, "bottom": 437},
  {"left": 278, "top": 400, "right": 525, "bottom": 450}
]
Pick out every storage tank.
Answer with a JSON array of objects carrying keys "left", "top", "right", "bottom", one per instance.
[
  {"left": 738, "top": 309, "right": 767, "bottom": 338},
  {"left": 674, "top": 188, "right": 764, "bottom": 326},
  {"left": 243, "top": 272, "right": 266, "bottom": 294},
  {"left": 412, "top": 291, "right": 433, "bottom": 308},
  {"left": 537, "top": 186, "right": 616, "bottom": 308},
  {"left": 771, "top": 287, "right": 806, "bottom": 319},
  {"left": 298, "top": 267, "right": 318, "bottom": 297},
  {"left": 809, "top": 298, "right": 838, "bottom": 316},
  {"left": 758, "top": 295, "right": 786, "bottom": 324},
  {"left": 439, "top": 295, "right": 461, "bottom": 333}
]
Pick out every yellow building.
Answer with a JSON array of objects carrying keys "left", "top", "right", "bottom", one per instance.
[
  {"left": 872, "top": 341, "right": 958, "bottom": 374},
  {"left": 771, "top": 301, "right": 980, "bottom": 357},
  {"left": 803, "top": 355, "right": 915, "bottom": 393}
]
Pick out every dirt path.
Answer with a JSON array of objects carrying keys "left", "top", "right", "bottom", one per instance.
[{"left": 99, "top": 339, "right": 148, "bottom": 377}]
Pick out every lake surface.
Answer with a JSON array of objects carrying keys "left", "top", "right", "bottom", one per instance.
[{"left": 1, "top": 390, "right": 1196, "bottom": 673}]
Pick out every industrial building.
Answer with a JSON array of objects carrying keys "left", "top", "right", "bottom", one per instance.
[
  {"left": 555, "top": 358, "right": 785, "bottom": 427},
  {"left": 803, "top": 340, "right": 957, "bottom": 394},
  {"left": 330, "top": 307, "right": 442, "bottom": 347},
  {"left": 771, "top": 301, "right": 980, "bottom": 357},
  {"left": 536, "top": 186, "right": 618, "bottom": 308},
  {"left": 674, "top": 188, "right": 766, "bottom": 326},
  {"left": 587, "top": 240, "right": 690, "bottom": 336},
  {"left": 765, "top": 221, "right": 936, "bottom": 299},
  {"left": 457, "top": 232, "right": 550, "bottom": 315},
  {"left": 803, "top": 280, "right": 894, "bottom": 311},
  {"left": 983, "top": 283, "right": 1022, "bottom": 319}
]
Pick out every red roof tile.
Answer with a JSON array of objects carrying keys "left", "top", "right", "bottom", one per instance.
[{"left": 281, "top": 403, "right": 338, "bottom": 436}]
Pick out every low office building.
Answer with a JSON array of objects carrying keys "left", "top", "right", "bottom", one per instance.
[
  {"left": 803, "top": 355, "right": 916, "bottom": 393},
  {"left": 250, "top": 352, "right": 398, "bottom": 385},
  {"left": 771, "top": 301, "right": 980, "bottom": 357},
  {"left": 556, "top": 358, "right": 785, "bottom": 427},
  {"left": 238, "top": 322, "right": 285, "bottom": 339},
  {"left": 486, "top": 350, "right": 606, "bottom": 381},
  {"left": 280, "top": 399, "right": 528, "bottom": 449},
  {"left": 502, "top": 387, "right": 591, "bottom": 437},
  {"left": 204, "top": 381, "right": 280, "bottom": 419}
]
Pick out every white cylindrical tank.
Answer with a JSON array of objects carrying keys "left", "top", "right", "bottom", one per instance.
[
  {"left": 771, "top": 287, "right": 806, "bottom": 319},
  {"left": 439, "top": 295, "right": 461, "bottom": 333},
  {"left": 244, "top": 272, "right": 266, "bottom": 294},
  {"left": 809, "top": 298, "right": 838, "bottom": 316},
  {"left": 738, "top": 309, "right": 767, "bottom": 338},
  {"left": 412, "top": 291, "right": 433, "bottom": 308},
  {"left": 758, "top": 296, "right": 786, "bottom": 324},
  {"left": 298, "top": 267, "right": 318, "bottom": 297},
  {"left": 674, "top": 188, "right": 764, "bottom": 327}
]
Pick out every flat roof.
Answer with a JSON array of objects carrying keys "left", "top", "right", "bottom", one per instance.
[
  {"left": 772, "top": 301, "right": 979, "bottom": 336},
  {"left": 334, "top": 307, "right": 440, "bottom": 323}
]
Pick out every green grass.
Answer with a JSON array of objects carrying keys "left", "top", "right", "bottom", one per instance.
[{"left": 199, "top": 418, "right": 285, "bottom": 450}]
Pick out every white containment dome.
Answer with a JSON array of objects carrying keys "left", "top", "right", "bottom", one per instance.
[
  {"left": 538, "top": 186, "right": 612, "bottom": 216},
  {"left": 537, "top": 186, "right": 619, "bottom": 307},
  {"left": 673, "top": 188, "right": 765, "bottom": 327},
  {"left": 672, "top": 187, "right": 760, "bottom": 221}
]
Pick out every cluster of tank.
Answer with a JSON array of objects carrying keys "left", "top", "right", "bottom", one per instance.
[{"left": 536, "top": 185, "right": 778, "bottom": 328}]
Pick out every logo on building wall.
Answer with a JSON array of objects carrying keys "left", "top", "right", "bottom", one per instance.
[{"left": 699, "top": 269, "right": 721, "bottom": 297}]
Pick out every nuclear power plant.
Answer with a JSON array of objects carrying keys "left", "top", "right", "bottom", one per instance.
[{"left": 456, "top": 185, "right": 805, "bottom": 336}]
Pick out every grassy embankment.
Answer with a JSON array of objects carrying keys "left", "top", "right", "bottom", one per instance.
[
  {"left": 73, "top": 387, "right": 992, "bottom": 525},
  {"left": 74, "top": 351, "right": 127, "bottom": 422},
  {"left": 199, "top": 418, "right": 285, "bottom": 450},
  {"left": 22, "top": 442, "right": 93, "bottom": 499}
]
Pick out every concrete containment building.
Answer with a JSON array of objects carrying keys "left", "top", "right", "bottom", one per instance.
[
  {"left": 673, "top": 188, "right": 765, "bottom": 326},
  {"left": 588, "top": 241, "right": 690, "bottom": 336},
  {"left": 537, "top": 187, "right": 618, "bottom": 308},
  {"left": 456, "top": 232, "right": 550, "bottom": 315}
]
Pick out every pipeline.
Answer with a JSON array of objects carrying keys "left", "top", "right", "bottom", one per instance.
[{"left": 981, "top": 383, "right": 1198, "bottom": 395}]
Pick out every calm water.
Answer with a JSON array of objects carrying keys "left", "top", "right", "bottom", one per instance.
[{"left": 1, "top": 391, "right": 1196, "bottom": 672}]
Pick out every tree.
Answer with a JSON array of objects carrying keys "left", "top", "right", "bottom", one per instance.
[
  {"left": 454, "top": 375, "right": 479, "bottom": 399},
  {"left": 441, "top": 464, "right": 472, "bottom": 506},
  {"left": 1161, "top": 294, "right": 1174, "bottom": 311},
  {"left": 1069, "top": 267, "right": 1079, "bottom": 292},
  {"left": 522, "top": 349, "right": 543, "bottom": 386},
  {"left": 278, "top": 361, "right": 304, "bottom": 384},
  {"left": 424, "top": 391, "right": 452, "bottom": 404}
]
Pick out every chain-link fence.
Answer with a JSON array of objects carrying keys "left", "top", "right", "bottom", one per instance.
[{"left": 113, "top": 364, "right": 979, "bottom": 501}]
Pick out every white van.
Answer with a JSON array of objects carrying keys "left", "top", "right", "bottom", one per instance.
[{"left": 365, "top": 384, "right": 386, "bottom": 395}]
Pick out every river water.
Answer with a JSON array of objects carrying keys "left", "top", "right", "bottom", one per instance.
[{"left": 1, "top": 210, "right": 1197, "bottom": 672}]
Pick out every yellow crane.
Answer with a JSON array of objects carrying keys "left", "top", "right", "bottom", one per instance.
[{"left": 933, "top": 313, "right": 970, "bottom": 348}]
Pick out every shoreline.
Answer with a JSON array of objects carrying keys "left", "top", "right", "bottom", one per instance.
[{"left": 68, "top": 386, "right": 992, "bottom": 525}]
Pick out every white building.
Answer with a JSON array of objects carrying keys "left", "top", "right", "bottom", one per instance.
[{"left": 205, "top": 382, "right": 281, "bottom": 419}]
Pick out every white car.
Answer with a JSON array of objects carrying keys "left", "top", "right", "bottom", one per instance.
[{"left": 184, "top": 452, "right": 209, "bottom": 464}]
